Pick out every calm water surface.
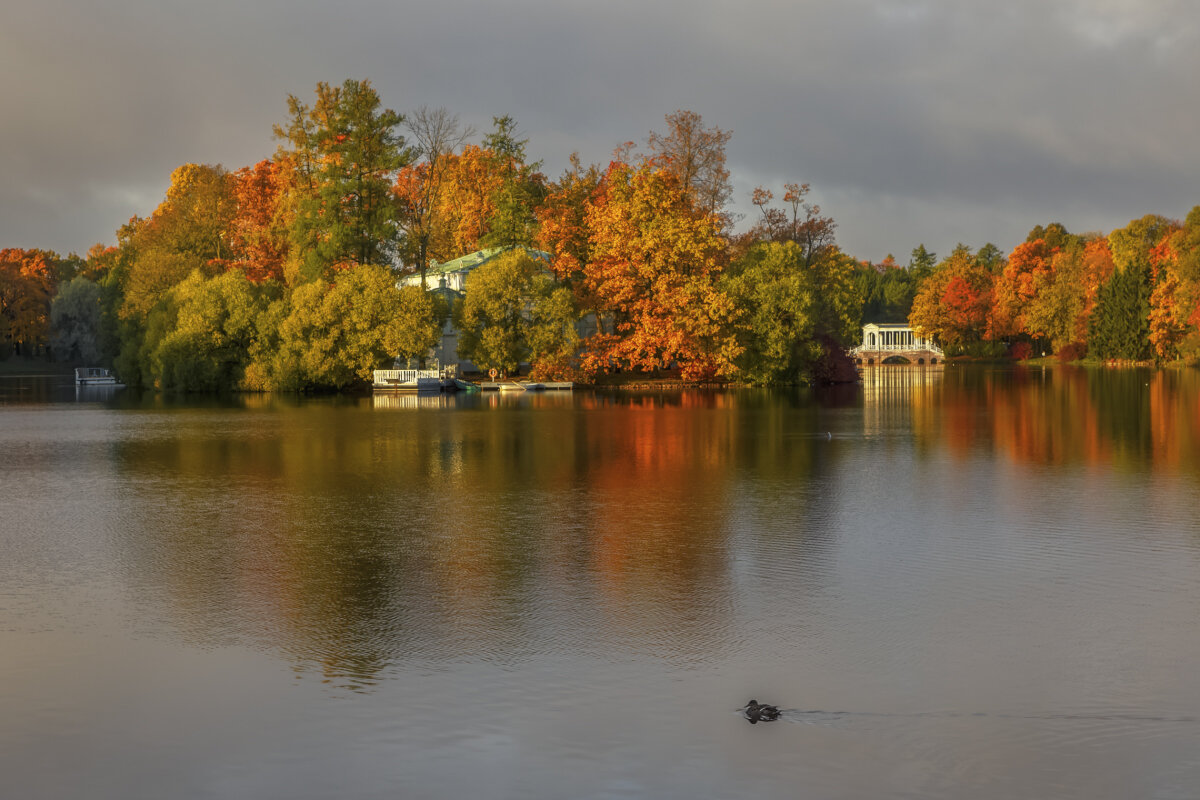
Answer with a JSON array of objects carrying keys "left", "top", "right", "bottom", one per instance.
[{"left": 3, "top": 365, "right": 1200, "bottom": 799}]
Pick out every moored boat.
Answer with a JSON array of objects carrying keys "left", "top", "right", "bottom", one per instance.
[{"left": 74, "top": 367, "right": 124, "bottom": 387}]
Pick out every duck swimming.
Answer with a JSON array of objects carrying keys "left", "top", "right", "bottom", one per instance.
[{"left": 743, "top": 699, "right": 781, "bottom": 724}]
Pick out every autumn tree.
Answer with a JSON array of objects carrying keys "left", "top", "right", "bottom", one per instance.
[
  {"left": 427, "top": 145, "right": 506, "bottom": 259},
  {"left": 0, "top": 248, "right": 59, "bottom": 357},
  {"left": 118, "top": 163, "right": 234, "bottom": 319},
  {"left": 159, "top": 163, "right": 235, "bottom": 262},
  {"left": 274, "top": 79, "right": 409, "bottom": 282},
  {"left": 575, "top": 160, "right": 739, "bottom": 379},
  {"left": 647, "top": 110, "right": 732, "bottom": 222},
  {"left": 536, "top": 154, "right": 603, "bottom": 311},
  {"left": 1075, "top": 238, "right": 1116, "bottom": 344},
  {"left": 1018, "top": 243, "right": 1081, "bottom": 352},
  {"left": 224, "top": 159, "right": 290, "bottom": 283},
  {"left": 990, "top": 239, "right": 1055, "bottom": 341},
  {"left": 1148, "top": 239, "right": 1187, "bottom": 360},
  {"left": 395, "top": 106, "right": 474, "bottom": 287},
  {"left": 909, "top": 246, "right": 995, "bottom": 354},
  {"left": 1146, "top": 206, "right": 1200, "bottom": 360},
  {"left": 746, "top": 183, "right": 838, "bottom": 266}
]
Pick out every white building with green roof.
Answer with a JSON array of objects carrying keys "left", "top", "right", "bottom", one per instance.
[
  {"left": 397, "top": 245, "right": 553, "bottom": 374},
  {"left": 400, "top": 245, "right": 552, "bottom": 292}
]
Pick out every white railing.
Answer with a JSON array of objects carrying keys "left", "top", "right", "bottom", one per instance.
[
  {"left": 373, "top": 369, "right": 441, "bottom": 384},
  {"left": 850, "top": 342, "right": 944, "bottom": 355}
]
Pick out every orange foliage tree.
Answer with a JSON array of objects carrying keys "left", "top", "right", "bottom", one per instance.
[
  {"left": 428, "top": 145, "right": 505, "bottom": 260},
  {"left": 909, "top": 247, "right": 994, "bottom": 353},
  {"left": 0, "top": 248, "right": 59, "bottom": 356},
  {"left": 1076, "top": 238, "right": 1116, "bottom": 342},
  {"left": 990, "top": 239, "right": 1054, "bottom": 340},
  {"left": 570, "top": 160, "right": 740, "bottom": 379},
  {"left": 1147, "top": 206, "right": 1200, "bottom": 360},
  {"left": 223, "top": 159, "right": 290, "bottom": 283},
  {"left": 536, "top": 154, "right": 603, "bottom": 313}
]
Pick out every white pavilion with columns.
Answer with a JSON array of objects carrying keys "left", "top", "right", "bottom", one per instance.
[{"left": 851, "top": 322, "right": 944, "bottom": 364}]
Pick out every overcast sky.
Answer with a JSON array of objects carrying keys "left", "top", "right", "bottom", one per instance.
[{"left": 2, "top": 0, "right": 1197, "bottom": 263}]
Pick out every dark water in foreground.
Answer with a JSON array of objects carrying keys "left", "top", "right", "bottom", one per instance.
[{"left": 3, "top": 365, "right": 1200, "bottom": 799}]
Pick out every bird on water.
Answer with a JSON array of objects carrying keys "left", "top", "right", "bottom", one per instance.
[{"left": 743, "top": 700, "right": 781, "bottom": 724}]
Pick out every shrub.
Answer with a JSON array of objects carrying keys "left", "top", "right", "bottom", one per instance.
[
  {"left": 1056, "top": 342, "right": 1087, "bottom": 362},
  {"left": 1009, "top": 341, "right": 1034, "bottom": 361}
]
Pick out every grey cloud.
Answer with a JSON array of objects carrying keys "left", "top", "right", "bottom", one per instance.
[{"left": 1, "top": 0, "right": 1197, "bottom": 261}]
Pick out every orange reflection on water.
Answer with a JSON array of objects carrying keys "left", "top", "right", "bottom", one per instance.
[{"left": 869, "top": 364, "right": 1200, "bottom": 474}]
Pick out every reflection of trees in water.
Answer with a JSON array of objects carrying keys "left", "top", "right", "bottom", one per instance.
[
  {"left": 107, "top": 371, "right": 1200, "bottom": 688},
  {"left": 109, "top": 391, "right": 853, "bottom": 685},
  {"left": 0, "top": 374, "right": 76, "bottom": 403},
  {"left": 864, "top": 365, "right": 1200, "bottom": 473}
]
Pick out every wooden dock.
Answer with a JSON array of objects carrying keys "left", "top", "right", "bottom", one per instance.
[
  {"left": 372, "top": 369, "right": 442, "bottom": 392},
  {"left": 478, "top": 381, "right": 574, "bottom": 391}
]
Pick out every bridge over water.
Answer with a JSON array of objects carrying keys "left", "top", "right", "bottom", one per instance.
[{"left": 850, "top": 322, "right": 945, "bottom": 365}]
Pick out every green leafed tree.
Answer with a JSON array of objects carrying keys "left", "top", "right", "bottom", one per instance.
[
  {"left": 453, "top": 249, "right": 579, "bottom": 377},
  {"left": 1088, "top": 214, "right": 1173, "bottom": 360},
  {"left": 50, "top": 277, "right": 106, "bottom": 363},
  {"left": 526, "top": 273, "right": 581, "bottom": 380},
  {"left": 723, "top": 241, "right": 859, "bottom": 384},
  {"left": 454, "top": 249, "right": 540, "bottom": 375},
  {"left": 479, "top": 116, "right": 546, "bottom": 249},
  {"left": 265, "top": 264, "right": 439, "bottom": 390},
  {"left": 275, "top": 79, "right": 410, "bottom": 283},
  {"left": 909, "top": 244, "right": 937, "bottom": 281},
  {"left": 724, "top": 242, "right": 820, "bottom": 384},
  {"left": 141, "top": 270, "right": 274, "bottom": 392}
]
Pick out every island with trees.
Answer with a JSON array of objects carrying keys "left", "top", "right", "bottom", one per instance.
[{"left": 3, "top": 78, "right": 1199, "bottom": 391}]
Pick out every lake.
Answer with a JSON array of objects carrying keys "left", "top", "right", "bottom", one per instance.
[{"left": 3, "top": 365, "right": 1200, "bottom": 799}]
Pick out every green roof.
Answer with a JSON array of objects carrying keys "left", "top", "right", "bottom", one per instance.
[{"left": 428, "top": 245, "right": 551, "bottom": 275}]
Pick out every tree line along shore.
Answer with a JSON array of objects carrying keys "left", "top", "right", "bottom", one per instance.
[{"left": 3, "top": 79, "right": 1198, "bottom": 391}]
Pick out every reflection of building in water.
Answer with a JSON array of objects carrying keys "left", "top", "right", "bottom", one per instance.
[
  {"left": 860, "top": 365, "right": 944, "bottom": 436},
  {"left": 371, "top": 393, "right": 457, "bottom": 410}
]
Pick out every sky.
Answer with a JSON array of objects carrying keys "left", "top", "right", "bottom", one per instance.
[{"left": 2, "top": 0, "right": 1197, "bottom": 263}]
